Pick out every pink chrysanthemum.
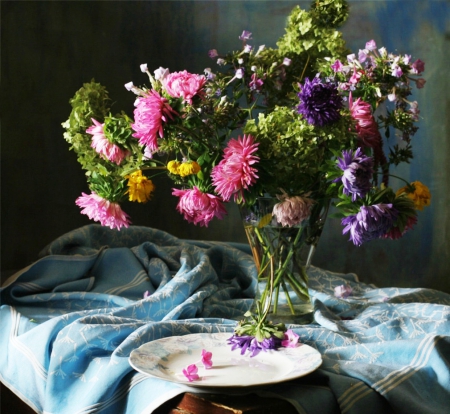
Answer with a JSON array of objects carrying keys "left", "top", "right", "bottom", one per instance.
[
  {"left": 172, "top": 187, "right": 227, "bottom": 227},
  {"left": 272, "top": 192, "right": 314, "bottom": 227},
  {"left": 86, "top": 119, "right": 130, "bottom": 165},
  {"left": 211, "top": 134, "right": 259, "bottom": 202},
  {"left": 349, "top": 94, "right": 380, "bottom": 148},
  {"left": 75, "top": 192, "right": 131, "bottom": 230},
  {"left": 131, "top": 90, "right": 177, "bottom": 152},
  {"left": 163, "top": 70, "right": 207, "bottom": 104}
]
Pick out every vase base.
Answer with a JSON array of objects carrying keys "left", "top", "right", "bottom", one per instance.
[{"left": 261, "top": 303, "right": 314, "bottom": 325}]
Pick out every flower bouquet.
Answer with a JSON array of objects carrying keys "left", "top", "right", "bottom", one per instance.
[{"left": 63, "top": 0, "right": 430, "bottom": 353}]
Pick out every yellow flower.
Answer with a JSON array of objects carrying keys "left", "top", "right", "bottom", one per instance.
[
  {"left": 125, "top": 170, "right": 155, "bottom": 203},
  {"left": 167, "top": 160, "right": 181, "bottom": 175},
  {"left": 396, "top": 181, "right": 431, "bottom": 211},
  {"left": 177, "top": 161, "right": 201, "bottom": 177}
]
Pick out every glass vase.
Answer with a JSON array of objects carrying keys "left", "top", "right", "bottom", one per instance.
[{"left": 240, "top": 197, "right": 329, "bottom": 324}]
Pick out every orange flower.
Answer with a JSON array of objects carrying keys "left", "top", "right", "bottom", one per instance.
[{"left": 396, "top": 181, "right": 431, "bottom": 210}]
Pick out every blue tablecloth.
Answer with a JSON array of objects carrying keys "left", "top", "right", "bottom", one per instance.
[{"left": 1, "top": 225, "right": 449, "bottom": 414}]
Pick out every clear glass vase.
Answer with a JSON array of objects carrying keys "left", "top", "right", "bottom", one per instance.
[{"left": 240, "top": 197, "right": 329, "bottom": 324}]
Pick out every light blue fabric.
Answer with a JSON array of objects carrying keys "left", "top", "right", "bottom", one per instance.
[{"left": 1, "top": 225, "right": 449, "bottom": 414}]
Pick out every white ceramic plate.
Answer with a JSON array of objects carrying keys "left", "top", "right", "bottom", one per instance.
[{"left": 129, "top": 332, "right": 322, "bottom": 387}]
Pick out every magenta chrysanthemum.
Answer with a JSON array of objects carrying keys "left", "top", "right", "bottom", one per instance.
[
  {"left": 75, "top": 192, "right": 131, "bottom": 230},
  {"left": 349, "top": 94, "right": 380, "bottom": 148},
  {"left": 163, "top": 70, "right": 206, "bottom": 105},
  {"left": 211, "top": 134, "right": 259, "bottom": 202},
  {"left": 86, "top": 119, "right": 130, "bottom": 165},
  {"left": 172, "top": 187, "right": 227, "bottom": 227},
  {"left": 131, "top": 90, "right": 177, "bottom": 152}
]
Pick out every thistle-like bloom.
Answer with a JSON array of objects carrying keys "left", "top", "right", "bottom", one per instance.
[
  {"left": 349, "top": 94, "right": 380, "bottom": 148},
  {"left": 281, "top": 329, "right": 299, "bottom": 348},
  {"left": 337, "top": 148, "right": 374, "bottom": 201},
  {"left": 86, "top": 119, "right": 130, "bottom": 165},
  {"left": 272, "top": 192, "right": 314, "bottom": 227},
  {"left": 182, "top": 364, "right": 199, "bottom": 382},
  {"left": 297, "top": 77, "right": 343, "bottom": 126},
  {"left": 201, "top": 349, "right": 213, "bottom": 369},
  {"left": 334, "top": 284, "right": 353, "bottom": 299},
  {"left": 211, "top": 135, "right": 259, "bottom": 202},
  {"left": 396, "top": 181, "right": 431, "bottom": 211},
  {"left": 131, "top": 90, "right": 177, "bottom": 152},
  {"left": 342, "top": 204, "right": 398, "bottom": 246},
  {"left": 125, "top": 170, "right": 155, "bottom": 203},
  {"left": 162, "top": 70, "right": 206, "bottom": 105},
  {"left": 172, "top": 187, "right": 227, "bottom": 227},
  {"left": 75, "top": 192, "right": 131, "bottom": 230}
]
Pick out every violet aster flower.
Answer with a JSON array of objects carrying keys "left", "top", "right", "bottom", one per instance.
[
  {"left": 172, "top": 186, "right": 227, "bottom": 227},
  {"left": 337, "top": 148, "right": 374, "bottom": 201},
  {"left": 227, "top": 334, "right": 281, "bottom": 357},
  {"left": 76, "top": 192, "right": 131, "bottom": 230},
  {"left": 297, "top": 77, "right": 343, "bottom": 126},
  {"left": 212, "top": 134, "right": 259, "bottom": 202},
  {"left": 342, "top": 204, "right": 398, "bottom": 246}
]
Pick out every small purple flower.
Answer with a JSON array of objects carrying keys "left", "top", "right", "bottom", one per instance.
[
  {"left": 244, "top": 44, "right": 253, "bottom": 53},
  {"left": 249, "top": 73, "right": 264, "bottom": 91},
  {"left": 358, "top": 49, "right": 368, "bottom": 63},
  {"left": 334, "top": 284, "right": 353, "bottom": 299},
  {"left": 342, "top": 204, "right": 399, "bottom": 246},
  {"left": 297, "top": 77, "right": 343, "bottom": 126},
  {"left": 201, "top": 349, "right": 213, "bottom": 369},
  {"left": 365, "top": 39, "right": 377, "bottom": 51},
  {"left": 336, "top": 148, "right": 374, "bottom": 201},
  {"left": 411, "top": 58, "right": 425, "bottom": 74},
  {"left": 331, "top": 59, "right": 344, "bottom": 72},
  {"left": 239, "top": 30, "right": 252, "bottom": 41},
  {"left": 281, "top": 330, "right": 299, "bottom": 348},
  {"left": 283, "top": 57, "right": 292, "bottom": 66},
  {"left": 391, "top": 65, "right": 403, "bottom": 77},
  {"left": 182, "top": 364, "right": 199, "bottom": 382},
  {"left": 208, "top": 49, "right": 218, "bottom": 58},
  {"left": 228, "top": 334, "right": 281, "bottom": 357}
]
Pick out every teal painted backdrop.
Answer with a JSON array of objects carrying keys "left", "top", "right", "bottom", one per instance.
[{"left": 2, "top": 1, "right": 449, "bottom": 292}]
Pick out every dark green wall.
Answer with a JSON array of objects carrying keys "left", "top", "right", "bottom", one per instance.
[{"left": 2, "top": 1, "right": 449, "bottom": 292}]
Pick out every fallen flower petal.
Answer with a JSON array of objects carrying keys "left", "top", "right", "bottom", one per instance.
[{"left": 182, "top": 364, "right": 199, "bottom": 382}]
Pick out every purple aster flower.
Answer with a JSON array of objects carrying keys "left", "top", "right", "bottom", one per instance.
[
  {"left": 297, "top": 77, "right": 343, "bottom": 126},
  {"left": 336, "top": 148, "right": 374, "bottom": 201},
  {"left": 227, "top": 334, "right": 281, "bottom": 357},
  {"left": 342, "top": 204, "right": 399, "bottom": 246},
  {"left": 239, "top": 30, "right": 252, "bottom": 41}
]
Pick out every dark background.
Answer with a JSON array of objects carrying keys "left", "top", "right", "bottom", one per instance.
[{"left": 2, "top": 1, "right": 449, "bottom": 292}]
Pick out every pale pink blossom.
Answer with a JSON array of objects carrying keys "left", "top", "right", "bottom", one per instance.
[
  {"left": 162, "top": 70, "right": 206, "bottom": 104},
  {"left": 272, "top": 192, "right": 314, "bottom": 227},
  {"left": 211, "top": 135, "right": 259, "bottom": 202},
  {"left": 172, "top": 187, "right": 227, "bottom": 227},
  {"left": 75, "top": 192, "right": 131, "bottom": 230},
  {"left": 349, "top": 93, "right": 380, "bottom": 148},
  {"left": 281, "top": 329, "right": 299, "bottom": 348},
  {"left": 131, "top": 90, "right": 177, "bottom": 152},
  {"left": 86, "top": 118, "right": 130, "bottom": 165}
]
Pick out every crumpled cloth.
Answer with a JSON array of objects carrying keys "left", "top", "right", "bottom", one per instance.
[{"left": 1, "top": 224, "right": 449, "bottom": 414}]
